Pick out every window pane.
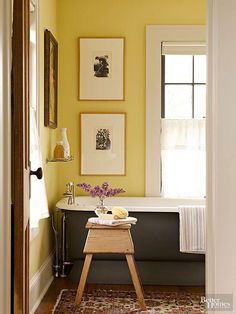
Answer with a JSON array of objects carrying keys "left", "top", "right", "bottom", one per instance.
[
  {"left": 30, "top": 10, "right": 37, "bottom": 111},
  {"left": 165, "top": 55, "right": 192, "bottom": 83},
  {"left": 161, "top": 119, "right": 206, "bottom": 198},
  {"left": 165, "top": 85, "right": 192, "bottom": 118},
  {"left": 194, "top": 85, "right": 206, "bottom": 118},
  {"left": 194, "top": 55, "right": 206, "bottom": 83}
]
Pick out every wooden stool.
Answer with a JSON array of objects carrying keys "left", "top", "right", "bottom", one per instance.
[{"left": 75, "top": 222, "right": 146, "bottom": 310}]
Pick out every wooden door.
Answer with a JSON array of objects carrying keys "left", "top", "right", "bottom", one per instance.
[{"left": 12, "top": 0, "right": 30, "bottom": 313}]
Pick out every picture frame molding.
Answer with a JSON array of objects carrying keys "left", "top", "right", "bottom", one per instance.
[
  {"left": 78, "top": 37, "right": 125, "bottom": 101},
  {"left": 80, "top": 112, "right": 126, "bottom": 176}
]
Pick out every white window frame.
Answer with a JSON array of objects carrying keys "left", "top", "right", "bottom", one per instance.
[{"left": 145, "top": 25, "right": 206, "bottom": 196}]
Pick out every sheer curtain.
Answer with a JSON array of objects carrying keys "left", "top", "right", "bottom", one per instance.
[
  {"left": 161, "top": 119, "right": 206, "bottom": 198},
  {"left": 30, "top": 109, "right": 49, "bottom": 231},
  {"left": 29, "top": 2, "right": 49, "bottom": 236}
]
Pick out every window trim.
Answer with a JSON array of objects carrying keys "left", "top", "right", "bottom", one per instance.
[{"left": 145, "top": 25, "right": 205, "bottom": 196}]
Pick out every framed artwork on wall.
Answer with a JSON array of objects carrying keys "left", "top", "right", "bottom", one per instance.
[
  {"left": 44, "top": 29, "right": 58, "bottom": 128},
  {"left": 79, "top": 38, "right": 125, "bottom": 100},
  {"left": 80, "top": 113, "right": 126, "bottom": 175}
]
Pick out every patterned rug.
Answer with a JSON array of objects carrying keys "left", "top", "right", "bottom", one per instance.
[{"left": 52, "top": 289, "right": 206, "bottom": 313}]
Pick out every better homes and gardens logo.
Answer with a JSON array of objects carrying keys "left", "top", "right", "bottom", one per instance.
[{"left": 201, "top": 294, "right": 233, "bottom": 311}]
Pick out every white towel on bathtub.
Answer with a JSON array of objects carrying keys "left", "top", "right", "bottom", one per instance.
[{"left": 179, "top": 206, "right": 206, "bottom": 254}]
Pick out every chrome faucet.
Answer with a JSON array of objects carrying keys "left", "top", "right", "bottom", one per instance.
[{"left": 63, "top": 182, "right": 75, "bottom": 205}]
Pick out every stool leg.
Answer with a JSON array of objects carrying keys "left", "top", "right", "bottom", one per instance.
[
  {"left": 126, "top": 254, "right": 146, "bottom": 310},
  {"left": 75, "top": 254, "right": 93, "bottom": 306}
]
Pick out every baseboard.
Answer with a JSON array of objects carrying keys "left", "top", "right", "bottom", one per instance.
[{"left": 29, "top": 251, "right": 54, "bottom": 314}]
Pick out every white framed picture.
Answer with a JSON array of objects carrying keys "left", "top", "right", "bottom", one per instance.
[
  {"left": 80, "top": 113, "right": 126, "bottom": 175},
  {"left": 79, "top": 38, "right": 125, "bottom": 100}
]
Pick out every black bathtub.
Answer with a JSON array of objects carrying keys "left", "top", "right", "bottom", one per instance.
[{"left": 56, "top": 197, "right": 205, "bottom": 285}]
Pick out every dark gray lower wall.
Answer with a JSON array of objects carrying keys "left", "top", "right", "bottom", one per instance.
[{"left": 66, "top": 211, "right": 205, "bottom": 285}]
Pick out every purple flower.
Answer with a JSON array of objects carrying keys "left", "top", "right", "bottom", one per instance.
[
  {"left": 77, "top": 182, "right": 125, "bottom": 198},
  {"left": 77, "top": 183, "right": 92, "bottom": 193},
  {"left": 102, "top": 182, "right": 109, "bottom": 190}
]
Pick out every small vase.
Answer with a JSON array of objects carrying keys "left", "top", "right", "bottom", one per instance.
[
  {"left": 94, "top": 198, "right": 109, "bottom": 217},
  {"left": 60, "top": 128, "right": 70, "bottom": 158}
]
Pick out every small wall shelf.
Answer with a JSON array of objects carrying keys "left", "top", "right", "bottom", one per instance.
[{"left": 46, "top": 156, "right": 74, "bottom": 163}]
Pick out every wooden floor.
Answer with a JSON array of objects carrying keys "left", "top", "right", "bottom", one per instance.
[{"left": 35, "top": 278, "right": 205, "bottom": 313}]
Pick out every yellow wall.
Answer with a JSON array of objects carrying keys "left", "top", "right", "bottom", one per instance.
[
  {"left": 29, "top": 0, "right": 59, "bottom": 279},
  {"left": 57, "top": 0, "right": 206, "bottom": 197}
]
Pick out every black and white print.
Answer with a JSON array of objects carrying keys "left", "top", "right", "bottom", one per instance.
[
  {"left": 93, "top": 55, "right": 109, "bottom": 78},
  {"left": 96, "top": 129, "right": 111, "bottom": 150}
]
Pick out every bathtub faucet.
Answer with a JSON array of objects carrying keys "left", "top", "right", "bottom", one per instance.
[{"left": 63, "top": 182, "right": 75, "bottom": 205}]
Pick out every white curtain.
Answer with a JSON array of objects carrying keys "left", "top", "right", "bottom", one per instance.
[
  {"left": 30, "top": 108, "right": 49, "bottom": 231},
  {"left": 161, "top": 119, "right": 206, "bottom": 198}
]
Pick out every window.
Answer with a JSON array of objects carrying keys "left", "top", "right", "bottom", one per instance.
[
  {"left": 146, "top": 25, "right": 206, "bottom": 197},
  {"left": 161, "top": 49, "right": 206, "bottom": 119},
  {"left": 29, "top": 0, "right": 49, "bottom": 238},
  {"left": 30, "top": 0, "right": 39, "bottom": 128},
  {"left": 161, "top": 45, "right": 206, "bottom": 198}
]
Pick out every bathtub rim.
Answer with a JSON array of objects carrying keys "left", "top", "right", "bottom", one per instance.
[{"left": 56, "top": 196, "right": 205, "bottom": 213}]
